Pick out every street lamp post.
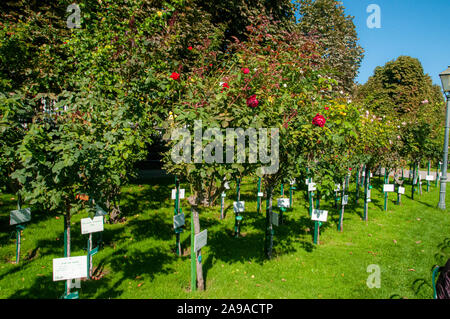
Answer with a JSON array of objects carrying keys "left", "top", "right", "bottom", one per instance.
[{"left": 438, "top": 66, "right": 450, "bottom": 210}]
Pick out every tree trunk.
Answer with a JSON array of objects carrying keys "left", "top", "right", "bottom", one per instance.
[
  {"left": 363, "top": 166, "right": 370, "bottom": 222},
  {"left": 192, "top": 206, "right": 204, "bottom": 291},
  {"left": 64, "top": 205, "right": 71, "bottom": 295}
]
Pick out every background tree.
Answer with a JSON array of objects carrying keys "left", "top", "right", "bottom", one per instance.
[{"left": 295, "top": 0, "right": 364, "bottom": 93}]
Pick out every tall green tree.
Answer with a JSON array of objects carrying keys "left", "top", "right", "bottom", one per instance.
[{"left": 296, "top": 0, "right": 364, "bottom": 93}]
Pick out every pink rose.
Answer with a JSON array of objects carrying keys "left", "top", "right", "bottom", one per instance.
[
  {"left": 242, "top": 68, "right": 250, "bottom": 74},
  {"left": 246, "top": 95, "right": 259, "bottom": 108}
]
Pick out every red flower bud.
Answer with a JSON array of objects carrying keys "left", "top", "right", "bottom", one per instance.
[
  {"left": 242, "top": 68, "right": 250, "bottom": 74},
  {"left": 312, "top": 114, "right": 326, "bottom": 127},
  {"left": 170, "top": 72, "right": 180, "bottom": 80},
  {"left": 246, "top": 95, "right": 259, "bottom": 108}
]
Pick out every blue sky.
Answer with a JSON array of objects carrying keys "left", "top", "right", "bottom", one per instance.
[{"left": 318, "top": 0, "right": 450, "bottom": 86}]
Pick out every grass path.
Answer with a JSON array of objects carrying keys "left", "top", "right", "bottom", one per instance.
[{"left": 0, "top": 175, "right": 449, "bottom": 299}]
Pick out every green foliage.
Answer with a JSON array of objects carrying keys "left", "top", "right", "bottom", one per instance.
[
  {"left": 296, "top": 0, "right": 364, "bottom": 93},
  {"left": 356, "top": 56, "right": 446, "bottom": 165}
]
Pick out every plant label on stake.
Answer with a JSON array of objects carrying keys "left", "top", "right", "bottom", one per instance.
[
  {"left": 80, "top": 216, "right": 104, "bottom": 235},
  {"left": 257, "top": 192, "right": 264, "bottom": 197},
  {"left": 290, "top": 179, "right": 296, "bottom": 185},
  {"left": 173, "top": 213, "right": 185, "bottom": 229},
  {"left": 383, "top": 184, "right": 395, "bottom": 192},
  {"left": 342, "top": 195, "right": 348, "bottom": 206},
  {"left": 308, "top": 183, "right": 317, "bottom": 192},
  {"left": 172, "top": 189, "right": 185, "bottom": 200},
  {"left": 194, "top": 229, "right": 207, "bottom": 251},
  {"left": 277, "top": 198, "right": 290, "bottom": 208},
  {"left": 311, "top": 209, "right": 328, "bottom": 222},
  {"left": 398, "top": 186, "right": 405, "bottom": 194},
  {"left": 53, "top": 256, "right": 88, "bottom": 281},
  {"left": 221, "top": 192, "right": 226, "bottom": 198},
  {"left": 426, "top": 175, "right": 434, "bottom": 181},
  {"left": 10, "top": 208, "right": 31, "bottom": 225},
  {"left": 233, "top": 201, "right": 245, "bottom": 213}
]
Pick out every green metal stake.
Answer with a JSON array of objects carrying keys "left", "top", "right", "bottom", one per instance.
[
  {"left": 313, "top": 198, "right": 320, "bottom": 244},
  {"left": 355, "top": 167, "right": 360, "bottom": 205},
  {"left": 190, "top": 212, "right": 196, "bottom": 292},
  {"left": 384, "top": 169, "right": 388, "bottom": 211},
  {"left": 280, "top": 183, "right": 284, "bottom": 196},
  {"left": 427, "top": 161, "right": 431, "bottom": 192},
  {"left": 289, "top": 184, "right": 295, "bottom": 208},
  {"left": 411, "top": 162, "right": 416, "bottom": 200},
  {"left": 313, "top": 221, "right": 319, "bottom": 244},
  {"left": 257, "top": 177, "right": 262, "bottom": 214}
]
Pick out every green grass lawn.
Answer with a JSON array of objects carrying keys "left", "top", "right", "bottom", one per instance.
[{"left": 0, "top": 175, "right": 449, "bottom": 299}]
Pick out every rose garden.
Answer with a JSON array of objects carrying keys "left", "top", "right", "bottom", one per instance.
[{"left": 0, "top": 0, "right": 449, "bottom": 300}]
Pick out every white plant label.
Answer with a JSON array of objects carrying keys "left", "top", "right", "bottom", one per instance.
[
  {"left": 308, "top": 183, "right": 317, "bottom": 192},
  {"left": 257, "top": 192, "right": 264, "bottom": 197},
  {"left": 311, "top": 209, "right": 328, "bottom": 222},
  {"left": 398, "top": 186, "right": 405, "bottom": 195},
  {"left": 171, "top": 189, "right": 185, "bottom": 200},
  {"left": 221, "top": 192, "right": 226, "bottom": 198},
  {"left": 426, "top": 175, "right": 434, "bottom": 181},
  {"left": 342, "top": 195, "right": 348, "bottom": 205},
  {"left": 233, "top": 201, "right": 245, "bottom": 213},
  {"left": 53, "top": 256, "right": 88, "bottom": 281},
  {"left": 277, "top": 198, "right": 290, "bottom": 208},
  {"left": 383, "top": 184, "right": 395, "bottom": 192},
  {"left": 80, "top": 216, "right": 104, "bottom": 235}
]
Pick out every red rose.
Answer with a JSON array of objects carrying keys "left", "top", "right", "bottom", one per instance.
[
  {"left": 170, "top": 72, "right": 180, "bottom": 80},
  {"left": 222, "top": 82, "right": 229, "bottom": 89},
  {"left": 324, "top": 107, "right": 329, "bottom": 110},
  {"left": 312, "top": 114, "right": 326, "bottom": 127},
  {"left": 246, "top": 95, "right": 259, "bottom": 108},
  {"left": 242, "top": 68, "right": 250, "bottom": 74},
  {"left": 349, "top": 168, "right": 352, "bottom": 171},
  {"left": 188, "top": 46, "right": 193, "bottom": 51}
]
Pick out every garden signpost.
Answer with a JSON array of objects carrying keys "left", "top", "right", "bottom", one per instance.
[
  {"left": 233, "top": 201, "right": 244, "bottom": 238},
  {"left": 308, "top": 180, "right": 316, "bottom": 217},
  {"left": 363, "top": 166, "right": 371, "bottom": 221},
  {"left": 234, "top": 178, "right": 243, "bottom": 238},
  {"left": 80, "top": 215, "right": 104, "bottom": 279},
  {"left": 172, "top": 177, "right": 185, "bottom": 256},
  {"left": 9, "top": 198, "right": 31, "bottom": 264},
  {"left": 289, "top": 179, "right": 296, "bottom": 208},
  {"left": 277, "top": 197, "right": 289, "bottom": 225},
  {"left": 383, "top": 183, "right": 395, "bottom": 211},
  {"left": 397, "top": 186, "right": 405, "bottom": 205},
  {"left": 311, "top": 209, "right": 328, "bottom": 245},
  {"left": 53, "top": 255, "right": 87, "bottom": 299},
  {"left": 338, "top": 176, "right": 349, "bottom": 232},
  {"left": 257, "top": 177, "right": 262, "bottom": 214}
]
